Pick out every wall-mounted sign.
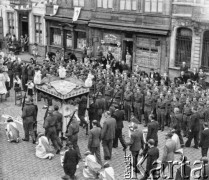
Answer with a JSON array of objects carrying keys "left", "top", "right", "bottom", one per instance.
[{"left": 103, "top": 33, "right": 121, "bottom": 44}]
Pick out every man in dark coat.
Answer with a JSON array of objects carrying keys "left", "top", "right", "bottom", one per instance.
[
  {"left": 52, "top": 105, "right": 63, "bottom": 138},
  {"left": 140, "top": 139, "right": 159, "bottom": 180},
  {"left": 101, "top": 111, "right": 116, "bottom": 160},
  {"left": 112, "top": 105, "right": 127, "bottom": 150},
  {"left": 88, "top": 120, "right": 102, "bottom": 166},
  {"left": 62, "top": 141, "right": 79, "bottom": 180},
  {"left": 185, "top": 107, "right": 200, "bottom": 149},
  {"left": 66, "top": 114, "right": 81, "bottom": 159},
  {"left": 44, "top": 109, "right": 62, "bottom": 154},
  {"left": 22, "top": 98, "right": 36, "bottom": 143},
  {"left": 146, "top": 114, "right": 159, "bottom": 146},
  {"left": 127, "top": 124, "right": 144, "bottom": 173},
  {"left": 199, "top": 123, "right": 209, "bottom": 157}
]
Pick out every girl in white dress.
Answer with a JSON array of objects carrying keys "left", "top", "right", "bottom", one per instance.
[{"left": 5, "top": 117, "right": 20, "bottom": 143}]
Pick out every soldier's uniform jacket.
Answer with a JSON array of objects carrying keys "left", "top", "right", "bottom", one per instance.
[
  {"left": 171, "top": 112, "right": 183, "bottom": 130},
  {"left": 133, "top": 91, "right": 143, "bottom": 108},
  {"left": 105, "top": 86, "right": 114, "bottom": 98},
  {"left": 156, "top": 98, "right": 166, "bottom": 110},
  {"left": 123, "top": 90, "right": 133, "bottom": 103},
  {"left": 183, "top": 104, "right": 192, "bottom": 116},
  {"left": 144, "top": 95, "right": 153, "bottom": 111},
  {"left": 113, "top": 87, "right": 123, "bottom": 102}
]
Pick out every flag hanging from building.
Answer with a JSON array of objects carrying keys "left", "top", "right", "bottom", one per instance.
[
  {"left": 72, "top": 7, "right": 81, "bottom": 22},
  {"left": 50, "top": 5, "right": 59, "bottom": 16}
]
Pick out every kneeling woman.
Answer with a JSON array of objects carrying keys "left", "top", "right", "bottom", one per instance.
[
  {"left": 35, "top": 133, "right": 54, "bottom": 160},
  {"left": 5, "top": 117, "right": 20, "bottom": 143}
]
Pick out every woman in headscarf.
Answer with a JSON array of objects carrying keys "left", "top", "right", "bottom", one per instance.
[
  {"left": 83, "top": 151, "right": 102, "bottom": 179},
  {"left": 35, "top": 133, "right": 54, "bottom": 160},
  {"left": 5, "top": 117, "right": 20, "bottom": 143}
]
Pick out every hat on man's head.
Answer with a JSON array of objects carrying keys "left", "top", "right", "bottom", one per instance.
[{"left": 25, "top": 98, "right": 31, "bottom": 105}]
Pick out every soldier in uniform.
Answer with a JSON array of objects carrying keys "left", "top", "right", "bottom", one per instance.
[
  {"left": 123, "top": 86, "right": 133, "bottom": 122},
  {"left": 165, "top": 90, "right": 173, "bottom": 127},
  {"left": 133, "top": 87, "right": 143, "bottom": 123},
  {"left": 113, "top": 84, "right": 123, "bottom": 109},
  {"left": 104, "top": 82, "right": 113, "bottom": 110},
  {"left": 156, "top": 93, "right": 166, "bottom": 131},
  {"left": 198, "top": 102, "right": 205, "bottom": 139},
  {"left": 144, "top": 91, "right": 153, "bottom": 127},
  {"left": 182, "top": 98, "right": 192, "bottom": 137}
]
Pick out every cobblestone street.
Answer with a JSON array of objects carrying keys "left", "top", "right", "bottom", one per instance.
[{"left": 0, "top": 89, "right": 202, "bottom": 180}]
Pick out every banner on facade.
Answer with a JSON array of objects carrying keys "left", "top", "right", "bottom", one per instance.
[
  {"left": 72, "top": 7, "right": 81, "bottom": 22},
  {"left": 50, "top": 5, "right": 59, "bottom": 16}
]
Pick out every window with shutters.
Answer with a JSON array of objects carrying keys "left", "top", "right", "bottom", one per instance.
[{"left": 175, "top": 28, "right": 192, "bottom": 67}]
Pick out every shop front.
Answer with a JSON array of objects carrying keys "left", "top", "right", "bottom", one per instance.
[{"left": 45, "top": 16, "right": 89, "bottom": 61}]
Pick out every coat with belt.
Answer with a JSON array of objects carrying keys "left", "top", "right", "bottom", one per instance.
[
  {"left": 112, "top": 109, "right": 124, "bottom": 129},
  {"left": 101, "top": 117, "right": 116, "bottom": 140},
  {"left": 199, "top": 128, "right": 209, "bottom": 148},
  {"left": 146, "top": 120, "right": 159, "bottom": 143},
  {"left": 88, "top": 126, "right": 101, "bottom": 149},
  {"left": 162, "top": 139, "right": 176, "bottom": 162},
  {"left": 53, "top": 111, "right": 63, "bottom": 131},
  {"left": 66, "top": 118, "right": 79, "bottom": 143},
  {"left": 22, "top": 103, "right": 36, "bottom": 123},
  {"left": 43, "top": 114, "right": 57, "bottom": 137},
  {"left": 127, "top": 129, "right": 144, "bottom": 152}
]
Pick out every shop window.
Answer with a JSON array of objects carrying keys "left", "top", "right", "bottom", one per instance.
[
  {"left": 34, "top": 16, "right": 42, "bottom": 44},
  {"left": 201, "top": 31, "right": 209, "bottom": 70},
  {"left": 97, "top": 0, "right": 113, "bottom": 8},
  {"left": 136, "top": 37, "right": 159, "bottom": 68},
  {"left": 75, "top": 31, "right": 86, "bottom": 49},
  {"left": 145, "top": 0, "right": 163, "bottom": 13},
  {"left": 7, "top": 12, "right": 14, "bottom": 35},
  {"left": 73, "top": 0, "right": 84, "bottom": 7},
  {"left": 66, "top": 30, "right": 72, "bottom": 48},
  {"left": 50, "top": 28, "right": 61, "bottom": 46},
  {"left": 120, "top": 0, "right": 137, "bottom": 10},
  {"left": 175, "top": 28, "right": 192, "bottom": 67}
]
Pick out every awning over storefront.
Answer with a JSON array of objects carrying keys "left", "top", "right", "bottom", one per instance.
[
  {"left": 44, "top": 15, "right": 89, "bottom": 25},
  {"left": 89, "top": 20, "right": 169, "bottom": 35}
]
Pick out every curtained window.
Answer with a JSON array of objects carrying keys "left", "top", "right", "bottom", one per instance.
[
  {"left": 175, "top": 28, "right": 192, "bottom": 67},
  {"left": 7, "top": 12, "right": 14, "bottom": 35},
  {"left": 97, "top": 0, "right": 113, "bottom": 8},
  {"left": 34, "top": 16, "right": 42, "bottom": 44},
  {"left": 50, "top": 28, "right": 61, "bottom": 46},
  {"left": 120, "top": 0, "right": 137, "bottom": 10},
  {"left": 145, "top": 0, "right": 163, "bottom": 13},
  {"left": 73, "top": 0, "right": 84, "bottom": 7}
]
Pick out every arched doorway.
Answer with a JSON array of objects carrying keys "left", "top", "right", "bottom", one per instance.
[
  {"left": 201, "top": 31, "right": 209, "bottom": 69},
  {"left": 175, "top": 28, "right": 192, "bottom": 67}
]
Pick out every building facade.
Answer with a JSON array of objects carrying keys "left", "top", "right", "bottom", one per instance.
[
  {"left": 169, "top": 0, "right": 209, "bottom": 80},
  {"left": 0, "top": 0, "right": 47, "bottom": 56},
  {"left": 45, "top": 0, "right": 172, "bottom": 73}
]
